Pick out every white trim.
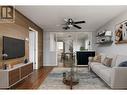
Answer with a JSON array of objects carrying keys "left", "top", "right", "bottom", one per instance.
[
  {"left": 43, "top": 64, "right": 57, "bottom": 66},
  {"left": 29, "top": 27, "right": 38, "bottom": 32},
  {"left": 29, "top": 27, "right": 39, "bottom": 69},
  {"left": 35, "top": 31, "right": 38, "bottom": 69},
  {"left": 55, "top": 33, "right": 58, "bottom": 66}
]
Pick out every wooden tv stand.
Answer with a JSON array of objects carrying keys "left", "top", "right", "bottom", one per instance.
[{"left": 0, "top": 62, "right": 33, "bottom": 88}]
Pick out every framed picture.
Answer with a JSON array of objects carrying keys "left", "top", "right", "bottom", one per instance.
[
  {"left": 122, "top": 22, "right": 127, "bottom": 40},
  {"left": 115, "top": 21, "right": 127, "bottom": 44},
  {"left": 115, "top": 24, "right": 122, "bottom": 42}
]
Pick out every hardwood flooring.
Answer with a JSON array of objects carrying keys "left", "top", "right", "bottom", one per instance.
[{"left": 10, "top": 66, "right": 53, "bottom": 89}]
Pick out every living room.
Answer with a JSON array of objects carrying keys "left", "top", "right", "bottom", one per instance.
[{"left": 1, "top": 0, "right": 127, "bottom": 94}]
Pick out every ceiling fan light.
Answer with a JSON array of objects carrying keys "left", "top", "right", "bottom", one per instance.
[
  {"left": 68, "top": 24, "right": 73, "bottom": 27},
  {"left": 62, "top": 18, "right": 85, "bottom": 30}
]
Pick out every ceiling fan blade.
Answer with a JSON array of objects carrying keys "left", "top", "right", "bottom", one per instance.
[
  {"left": 63, "top": 26, "right": 70, "bottom": 30},
  {"left": 74, "top": 21, "right": 85, "bottom": 24},
  {"left": 73, "top": 25, "right": 81, "bottom": 29},
  {"left": 64, "top": 18, "right": 68, "bottom": 22}
]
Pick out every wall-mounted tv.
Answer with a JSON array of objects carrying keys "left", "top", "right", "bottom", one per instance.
[{"left": 3, "top": 36, "right": 25, "bottom": 60}]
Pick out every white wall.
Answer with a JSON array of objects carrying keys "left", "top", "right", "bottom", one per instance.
[
  {"left": 92, "top": 31, "right": 97, "bottom": 50},
  {"left": 95, "top": 12, "right": 127, "bottom": 56},
  {"left": 73, "top": 32, "right": 93, "bottom": 51},
  {"left": 64, "top": 40, "right": 72, "bottom": 53},
  {"left": 43, "top": 32, "right": 57, "bottom": 66},
  {"left": 85, "top": 39, "right": 89, "bottom": 50},
  {"left": 73, "top": 39, "right": 85, "bottom": 51}
]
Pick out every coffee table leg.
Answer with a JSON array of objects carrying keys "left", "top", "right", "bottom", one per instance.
[{"left": 70, "top": 76, "right": 73, "bottom": 89}]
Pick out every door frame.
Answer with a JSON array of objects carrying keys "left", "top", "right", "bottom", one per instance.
[
  {"left": 55, "top": 32, "right": 93, "bottom": 66},
  {"left": 56, "top": 41, "right": 64, "bottom": 66},
  {"left": 29, "top": 27, "right": 38, "bottom": 69}
]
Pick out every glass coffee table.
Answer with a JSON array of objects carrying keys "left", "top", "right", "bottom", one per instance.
[{"left": 62, "top": 52, "right": 79, "bottom": 89}]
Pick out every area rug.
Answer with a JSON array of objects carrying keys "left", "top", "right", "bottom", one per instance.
[{"left": 38, "top": 67, "right": 110, "bottom": 89}]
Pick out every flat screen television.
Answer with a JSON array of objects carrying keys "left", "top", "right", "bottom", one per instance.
[{"left": 3, "top": 36, "right": 25, "bottom": 60}]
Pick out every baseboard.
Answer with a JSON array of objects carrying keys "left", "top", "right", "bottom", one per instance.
[{"left": 43, "top": 64, "right": 57, "bottom": 66}]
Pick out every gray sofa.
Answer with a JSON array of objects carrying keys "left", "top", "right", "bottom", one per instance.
[{"left": 89, "top": 54, "right": 127, "bottom": 89}]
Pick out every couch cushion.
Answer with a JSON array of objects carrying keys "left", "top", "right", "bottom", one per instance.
[
  {"left": 110, "top": 55, "right": 117, "bottom": 67},
  {"left": 99, "top": 53, "right": 106, "bottom": 63},
  {"left": 99, "top": 69, "right": 111, "bottom": 84},
  {"left": 90, "top": 62, "right": 101, "bottom": 65},
  {"left": 115, "top": 55, "right": 127, "bottom": 67},
  {"left": 90, "top": 62, "right": 111, "bottom": 84},
  {"left": 92, "top": 55, "right": 101, "bottom": 63},
  {"left": 91, "top": 63, "right": 110, "bottom": 75},
  {"left": 105, "top": 54, "right": 117, "bottom": 67},
  {"left": 92, "top": 64, "right": 110, "bottom": 71},
  {"left": 102, "top": 57, "right": 112, "bottom": 67},
  {"left": 90, "top": 62, "right": 101, "bottom": 68},
  {"left": 95, "top": 53, "right": 117, "bottom": 67}
]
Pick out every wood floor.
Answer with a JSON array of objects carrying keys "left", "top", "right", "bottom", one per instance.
[{"left": 11, "top": 66, "right": 53, "bottom": 89}]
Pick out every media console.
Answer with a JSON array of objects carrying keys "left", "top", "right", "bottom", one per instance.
[{"left": 0, "top": 62, "right": 33, "bottom": 88}]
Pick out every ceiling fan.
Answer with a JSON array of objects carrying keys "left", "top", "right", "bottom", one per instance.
[{"left": 62, "top": 18, "right": 86, "bottom": 30}]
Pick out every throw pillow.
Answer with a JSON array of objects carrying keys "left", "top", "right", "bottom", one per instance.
[
  {"left": 118, "top": 61, "right": 127, "bottom": 67},
  {"left": 102, "top": 57, "right": 113, "bottom": 67},
  {"left": 92, "top": 55, "right": 101, "bottom": 63},
  {"left": 99, "top": 53, "right": 106, "bottom": 63}
]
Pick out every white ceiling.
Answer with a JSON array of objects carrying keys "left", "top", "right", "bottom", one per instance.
[{"left": 16, "top": 6, "right": 127, "bottom": 32}]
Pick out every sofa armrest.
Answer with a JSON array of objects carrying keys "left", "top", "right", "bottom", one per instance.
[{"left": 111, "top": 67, "right": 127, "bottom": 88}]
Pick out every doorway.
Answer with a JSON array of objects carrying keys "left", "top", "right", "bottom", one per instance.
[
  {"left": 56, "top": 33, "right": 75, "bottom": 67},
  {"left": 29, "top": 28, "right": 38, "bottom": 69},
  {"left": 56, "top": 32, "right": 92, "bottom": 67},
  {"left": 56, "top": 41, "right": 64, "bottom": 67}
]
